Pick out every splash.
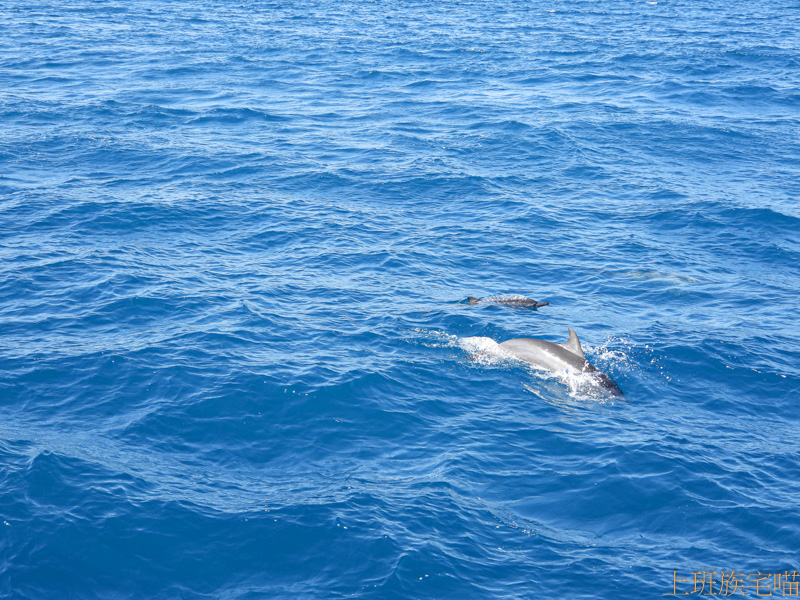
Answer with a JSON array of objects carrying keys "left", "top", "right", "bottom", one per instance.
[{"left": 459, "top": 335, "right": 511, "bottom": 366}]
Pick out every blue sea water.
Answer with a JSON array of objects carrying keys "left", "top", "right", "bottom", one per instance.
[{"left": 2, "top": 0, "right": 800, "bottom": 597}]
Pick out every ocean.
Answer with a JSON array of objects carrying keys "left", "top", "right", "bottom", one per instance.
[{"left": 1, "top": 0, "right": 799, "bottom": 598}]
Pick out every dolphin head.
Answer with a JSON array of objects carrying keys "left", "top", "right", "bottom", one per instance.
[{"left": 587, "top": 370, "right": 625, "bottom": 397}]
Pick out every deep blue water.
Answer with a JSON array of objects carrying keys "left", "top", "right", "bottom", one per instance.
[{"left": 2, "top": 0, "right": 800, "bottom": 598}]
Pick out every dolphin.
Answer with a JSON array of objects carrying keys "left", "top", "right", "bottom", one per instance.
[
  {"left": 499, "top": 328, "right": 624, "bottom": 397},
  {"left": 467, "top": 295, "right": 549, "bottom": 309}
]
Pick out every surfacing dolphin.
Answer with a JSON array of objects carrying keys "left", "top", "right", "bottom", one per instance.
[
  {"left": 500, "top": 328, "right": 624, "bottom": 397},
  {"left": 467, "top": 294, "right": 549, "bottom": 309}
]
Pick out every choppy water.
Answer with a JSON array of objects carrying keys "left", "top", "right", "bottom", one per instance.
[{"left": 2, "top": 0, "right": 800, "bottom": 598}]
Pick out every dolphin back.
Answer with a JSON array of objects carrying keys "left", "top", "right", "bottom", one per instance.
[
  {"left": 466, "top": 295, "right": 548, "bottom": 308},
  {"left": 499, "top": 337, "right": 588, "bottom": 373}
]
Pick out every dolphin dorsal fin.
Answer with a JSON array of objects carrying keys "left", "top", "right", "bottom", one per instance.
[{"left": 562, "top": 328, "right": 585, "bottom": 359}]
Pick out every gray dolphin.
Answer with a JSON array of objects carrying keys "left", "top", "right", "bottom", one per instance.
[
  {"left": 500, "top": 329, "right": 624, "bottom": 397},
  {"left": 467, "top": 295, "right": 549, "bottom": 309}
]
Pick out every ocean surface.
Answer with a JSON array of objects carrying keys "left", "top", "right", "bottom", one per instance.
[{"left": 2, "top": 0, "right": 799, "bottom": 598}]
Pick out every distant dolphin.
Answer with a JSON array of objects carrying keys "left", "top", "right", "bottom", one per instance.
[
  {"left": 467, "top": 294, "right": 549, "bottom": 309},
  {"left": 500, "top": 329, "right": 624, "bottom": 397}
]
